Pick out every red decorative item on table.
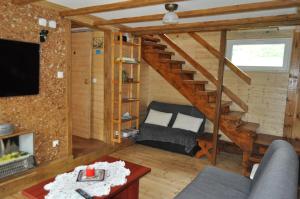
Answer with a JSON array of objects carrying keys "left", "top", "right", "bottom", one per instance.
[{"left": 86, "top": 166, "right": 95, "bottom": 177}]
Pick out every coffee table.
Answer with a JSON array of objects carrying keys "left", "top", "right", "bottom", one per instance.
[{"left": 22, "top": 156, "right": 151, "bottom": 199}]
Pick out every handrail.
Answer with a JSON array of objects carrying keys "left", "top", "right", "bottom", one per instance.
[
  {"left": 159, "top": 34, "right": 248, "bottom": 112},
  {"left": 188, "top": 32, "right": 251, "bottom": 85}
]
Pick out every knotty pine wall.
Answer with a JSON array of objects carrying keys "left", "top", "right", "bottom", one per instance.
[
  {"left": 91, "top": 31, "right": 105, "bottom": 141},
  {"left": 140, "top": 29, "right": 293, "bottom": 138},
  {"left": 0, "top": 1, "right": 71, "bottom": 164}
]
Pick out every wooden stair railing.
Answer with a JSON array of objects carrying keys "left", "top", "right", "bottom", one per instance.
[
  {"left": 142, "top": 34, "right": 259, "bottom": 175},
  {"left": 159, "top": 34, "right": 248, "bottom": 112},
  {"left": 188, "top": 32, "right": 251, "bottom": 85}
]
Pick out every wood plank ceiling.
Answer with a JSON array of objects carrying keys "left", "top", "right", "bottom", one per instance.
[{"left": 38, "top": 0, "right": 300, "bottom": 34}]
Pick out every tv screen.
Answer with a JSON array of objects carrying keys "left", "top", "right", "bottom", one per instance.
[{"left": 0, "top": 39, "right": 40, "bottom": 97}]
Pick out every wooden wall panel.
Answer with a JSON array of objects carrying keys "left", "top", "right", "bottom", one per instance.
[
  {"left": 91, "top": 31, "right": 105, "bottom": 141},
  {"left": 140, "top": 29, "right": 293, "bottom": 137},
  {"left": 0, "top": 1, "right": 71, "bottom": 164},
  {"left": 71, "top": 32, "right": 92, "bottom": 139}
]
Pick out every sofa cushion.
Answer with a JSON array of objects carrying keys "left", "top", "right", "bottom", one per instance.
[
  {"left": 249, "top": 140, "right": 299, "bottom": 199},
  {"left": 146, "top": 101, "right": 206, "bottom": 134},
  {"left": 172, "top": 113, "right": 203, "bottom": 133},
  {"left": 144, "top": 109, "right": 173, "bottom": 127},
  {"left": 175, "top": 167, "right": 251, "bottom": 199}
]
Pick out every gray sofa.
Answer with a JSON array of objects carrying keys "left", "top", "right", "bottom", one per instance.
[
  {"left": 175, "top": 140, "right": 299, "bottom": 199},
  {"left": 136, "top": 101, "right": 206, "bottom": 156}
]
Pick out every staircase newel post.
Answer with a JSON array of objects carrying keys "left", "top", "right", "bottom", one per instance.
[{"left": 212, "top": 30, "right": 227, "bottom": 165}]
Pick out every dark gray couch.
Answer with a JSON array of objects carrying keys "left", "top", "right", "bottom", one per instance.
[
  {"left": 136, "top": 101, "right": 206, "bottom": 156},
  {"left": 175, "top": 140, "right": 299, "bottom": 199}
]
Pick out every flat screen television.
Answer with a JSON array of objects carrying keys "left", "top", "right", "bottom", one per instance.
[{"left": 0, "top": 39, "right": 40, "bottom": 97}]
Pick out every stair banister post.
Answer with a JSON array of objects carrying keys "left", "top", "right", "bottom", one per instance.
[{"left": 212, "top": 30, "right": 227, "bottom": 165}]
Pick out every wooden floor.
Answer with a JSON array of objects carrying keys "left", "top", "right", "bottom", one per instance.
[
  {"left": 72, "top": 135, "right": 107, "bottom": 158},
  {"left": 7, "top": 144, "right": 243, "bottom": 199}
]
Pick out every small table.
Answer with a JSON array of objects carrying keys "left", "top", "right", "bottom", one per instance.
[
  {"left": 22, "top": 156, "right": 151, "bottom": 199},
  {"left": 195, "top": 133, "right": 221, "bottom": 161}
]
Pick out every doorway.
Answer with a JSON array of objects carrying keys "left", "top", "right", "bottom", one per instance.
[{"left": 70, "top": 29, "right": 107, "bottom": 157}]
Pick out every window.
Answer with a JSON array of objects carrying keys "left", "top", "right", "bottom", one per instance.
[{"left": 226, "top": 38, "right": 292, "bottom": 72}]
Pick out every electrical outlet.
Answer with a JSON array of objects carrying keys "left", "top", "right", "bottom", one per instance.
[
  {"left": 48, "top": 20, "right": 57, "bottom": 29},
  {"left": 57, "top": 71, "right": 64, "bottom": 79},
  {"left": 52, "top": 140, "right": 59, "bottom": 148},
  {"left": 38, "top": 18, "right": 47, "bottom": 27}
]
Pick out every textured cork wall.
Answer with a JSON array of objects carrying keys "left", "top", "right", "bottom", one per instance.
[{"left": 0, "top": 1, "right": 71, "bottom": 164}]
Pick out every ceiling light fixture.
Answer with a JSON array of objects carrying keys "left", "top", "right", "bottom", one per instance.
[{"left": 163, "top": 3, "right": 179, "bottom": 25}]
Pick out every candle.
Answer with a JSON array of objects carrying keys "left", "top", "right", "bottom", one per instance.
[{"left": 86, "top": 166, "right": 95, "bottom": 177}]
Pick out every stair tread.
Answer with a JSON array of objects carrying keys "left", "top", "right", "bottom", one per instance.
[
  {"left": 184, "top": 80, "right": 208, "bottom": 85},
  {"left": 209, "top": 101, "right": 232, "bottom": 108},
  {"left": 172, "top": 69, "right": 196, "bottom": 74},
  {"left": 144, "top": 49, "right": 175, "bottom": 55},
  {"left": 160, "top": 59, "right": 185, "bottom": 64},
  {"left": 142, "top": 41, "right": 167, "bottom": 48},
  {"left": 238, "top": 122, "right": 260, "bottom": 132},
  {"left": 142, "top": 35, "right": 160, "bottom": 42},
  {"left": 197, "top": 90, "right": 216, "bottom": 96},
  {"left": 222, "top": 111, "right": 245, "bottom": 121},
  {"left": 249, "top": 154, "right": 263, "bottom": 163}
]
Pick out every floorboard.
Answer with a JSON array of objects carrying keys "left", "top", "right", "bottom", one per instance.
[
  {"left": 7, "top": 144, "right": 243, "bottom": 199},
  {"left": 72, "top": 135, "right": 107, "bottom": 158}
]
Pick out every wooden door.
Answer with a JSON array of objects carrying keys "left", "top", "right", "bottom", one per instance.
[{"left": 71, "top": 32, "right": 92, "bottom": 139}]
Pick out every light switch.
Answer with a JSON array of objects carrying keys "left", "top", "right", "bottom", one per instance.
[
  {"left": 57, "top": 71, "right": 64, "bottom": 79},
  {"left": 92, "top": 78, "right": 97, "bottom": 83},
  {"left": 38, "top": 18, "right": 47, "bottom": 27},
  {"left": 48, "top": 20, "right": 57, "bottom": 29}
]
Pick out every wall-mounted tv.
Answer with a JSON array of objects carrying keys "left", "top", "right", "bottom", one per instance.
[{"left": 0, "top": 39, "right": 40, "bottom": 97}]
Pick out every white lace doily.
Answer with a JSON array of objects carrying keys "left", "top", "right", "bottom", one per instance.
[{"left": 44, "top": 160, "right": 130, "bottom": 199}]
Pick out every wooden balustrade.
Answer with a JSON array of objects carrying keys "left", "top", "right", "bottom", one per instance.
[
  {"left": 159, "top": 34, "right": 248, "bottom": 112},
  {"left": 188, "top": 32, "right": 251, "bottom": 85}
]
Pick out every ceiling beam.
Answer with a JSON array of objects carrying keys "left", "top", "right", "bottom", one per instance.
[
  {"left": 94, "top": 0, "right": 300, "bottom": 26},
  {"left": 125, "top": 14, "right": 300, "bottom": 35},
  {"left": 12, "top": 0, "right": 43, "bottom": 5},
  {"left": 60, "top": 0, "right": 187, "bottom": 17}
]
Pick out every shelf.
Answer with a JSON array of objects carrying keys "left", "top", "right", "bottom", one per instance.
[
  {"left": 122, "top": 98, "right": 140, "bottom": 103},
  {"left": 113, "top": 81, "right": 140, "bottom": 85},
  {"left": 114, "top": 116, "right": 138, "bottom": 123},
  {"left": 0, "top": 129, "right": 33, "bottom": 140},
  {"left": 114, "top": 98, "right": 140, "bottom": 103},
  {"left": 123, "top": 81, "right": 140, "bottom": 84},
  {"left": 115, "top": 60, "right": 140, "bottom": 65},
  {"left": 114, "top": 41, "right": 140, "bottom": 47}
]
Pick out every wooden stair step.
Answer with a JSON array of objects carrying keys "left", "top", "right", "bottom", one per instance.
[
  {"left": 197, "top": 90, "right": 216, "bottom": 102},
  {"left": 142, "top": 35, "right": 160, "bottom": 43},
  {"left": 172, "top": 69, "right": 196, "bottom": 74},
  {"left": 249, "top": 154, "right": 263, "bottom": 163},
  {"left": 209, "top": 101, "right": 232, "bottom": 108},
  {"left": 197, "top": 90, "right": 216, "bottom": 96},
  {"left": 238, "top": 121, "right": 259, "bottom": 133},
  {"left": 222, "top": 111, "right": 245, "bottom": 121},
  {"left": 160, "top": 59, "right": 185, "bottom": 65},
  {"left": 142, "top": 41, "right": 167, "bottom": 49},
  {"left": 144, "top": 49, "right": 175, "bottom": 56},
  {"left": 184, "top": 80, "right": 208, "bottom": 85}
]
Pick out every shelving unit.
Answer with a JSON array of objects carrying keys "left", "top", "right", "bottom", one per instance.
[{"left": 111, "top": 32, "right": 141, "bottom": 143}]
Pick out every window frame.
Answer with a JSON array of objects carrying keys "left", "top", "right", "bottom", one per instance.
[{"left": 226, "top": 38, "right": 293, "bottom": 72}]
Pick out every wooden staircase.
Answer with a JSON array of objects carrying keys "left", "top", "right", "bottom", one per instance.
[{"left": 141, "top": 34, "right": 259, "bottom": 174}]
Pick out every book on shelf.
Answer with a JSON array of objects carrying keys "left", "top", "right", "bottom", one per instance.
[
  {"left": 116, "top": 57, "right": 139, "bottom": 64},
  {"left": 122, "top": 128, "right": 139, "bottom": 138}
]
